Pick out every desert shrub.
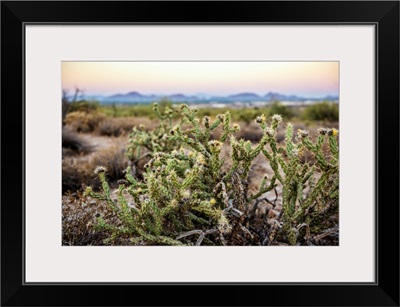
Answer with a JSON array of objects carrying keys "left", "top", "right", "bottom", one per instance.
[
  {"left": 99, "top": 104, "right": 157, "bottom": 118},
  {"left": 267, "top": 102, "right": 294, "bottom": 119},
  {"left": 96, "top": 117, "right": 135, "bottom": 137},
  {"left": 62, "top": 127, "right": 93, "bottom": 156},
  {"left": 63, "top": 139, "right": 128, "bottom": 193},
  {"left": 63, "top": 99, "right": 99, "bottom": 124},
  {"left": 65, "top": 111, "right": 105, "bottom": 133},
  {"left": 68, "top": 100, "right": 100, "bottom": 113},
  {"left": 82, "top": 105, "right": 339, "bottom": 246},
  {"left": 92, "top": 144, "right": 127, "bottom": 182},
  {"left": 62, "top": 160, "right": 98, "bottom": 193},
  {"left": 236, "top": 109, "right": 258, "bottom": 124},
  {"left": 235, "top": 121, "right": 264, "bottom": 142},
  {"left": 301, "top": 102, "right": 339, "bottom": 122},
  {"left": 99, "top": 99, "right": 174, "bottom": 118},
  {"left": 97, "top": 118, "right": 124, "bottom": 137}
]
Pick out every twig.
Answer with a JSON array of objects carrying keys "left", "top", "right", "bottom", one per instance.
[
  {"left": 313, "top": 226, "right": 339, "bottom": 242},
  {"left": 133, "top": 152, "right": 152, "bottom": 164},
  {"left": 175, "top": 230, "right": 202, "bottom": 240},
  {"left": 176, "top": 229, "right": 218, "bottom": 246}
]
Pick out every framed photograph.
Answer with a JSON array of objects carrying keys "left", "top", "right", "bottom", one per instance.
[{"left": 1, "top": 1, "right": 399, "bottom": 306}]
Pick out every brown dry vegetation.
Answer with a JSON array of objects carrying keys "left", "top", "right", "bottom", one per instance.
[
  {"left": 62, "top": 133, "right": 127, "bottom": 192},
  {"left": 62, "top": 116, "right": 159, "bottom": 192},
  {"left": 96, "top": 116, "right": 157, "bottom": 137}
]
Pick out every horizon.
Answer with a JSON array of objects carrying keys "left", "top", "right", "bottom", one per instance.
[
  {"left": 62, "top": 61, "right": 339, "bottom": 98},
  {"left": 78, "top": 90, "right": 338, "bottom": 99}
]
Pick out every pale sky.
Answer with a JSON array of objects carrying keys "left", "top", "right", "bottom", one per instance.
[{"left": 62, "top": 61, "right": 339, "bottom": 98}]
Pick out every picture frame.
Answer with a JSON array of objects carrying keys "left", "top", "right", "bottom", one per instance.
[{"left": 1, "top": 1, "right": 399, "bottom": 306}]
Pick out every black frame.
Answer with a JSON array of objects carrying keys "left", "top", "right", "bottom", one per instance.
[{"left": 1, "top": 1, "right": 399, "bottom": 306}]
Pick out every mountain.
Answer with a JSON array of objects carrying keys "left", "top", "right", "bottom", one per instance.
[
  {"left": 167, "top": 94, "right": 189, "bottom": 102},
  {"left": 105, "top": 91, "right": 153, "bottom": 103},
  {"left": 324, "top": 95, "right": 339, "bottom": 101},
  {"left": 265, "top": 92, "right": 300, "bottom": 101},
  {"left": 228, "top": 93, "right": 261, "bottom": 101},
  {"left": 264, "top": 92, "right": 338, "bottom": 102},
  {"left": 89, "top": 91, "right": 338, "bottom": 104}
]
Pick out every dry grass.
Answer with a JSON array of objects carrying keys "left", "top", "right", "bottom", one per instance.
[
  {"left": 65, "top": 115, "right": 159, "bottom": 137},
  {"left": 62, "top": 135, "right": 129, "bottom": 193},
  {"left": 64, "top": 111, "right": 105, "bottom": 133},
  {"left": 91, "top": 142, "right": 127, "bottom": 182},
  {"left": 62, "top": 191, "right": 132, "bottom": 245},
  {"left": 62, "top": 126, "right": 93, "bottom": 156},
  {"left": 62, "top": 160, "right": 99, "bottom": 193},
  {"left": 96, "top": 117, "right": 137, "bottom": 136}
]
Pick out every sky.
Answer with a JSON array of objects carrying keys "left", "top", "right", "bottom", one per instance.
[{"left": 62, "top": 61, "right": 339, "bottom": 98}]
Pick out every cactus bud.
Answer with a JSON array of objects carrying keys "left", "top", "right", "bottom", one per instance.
[
  {"left": 94, "top": 166, "right": 107, "bottom": 174},
  {"left": 297, "top": 129, "right": 309, "bottom": 139},
  {"left": 181, "top": 189, "right": 191, "bottom": 199},
  {"left": 272, "top": 114, "right": 282, "bottom": 123},
  {"left": 256, "top": 114, "right": 266, "bottom": 124},
  {"left": 233, "top": 123, "right": 240, "bottom": 132},
  {"left": 203, "top": 116, "right": 210, "bottom": 128},
  {"left": 329, "top": 128, "right": 339, "bottom": 136},
  {"left": 266, "top": 127, "right": 275, "bottom": 137}
]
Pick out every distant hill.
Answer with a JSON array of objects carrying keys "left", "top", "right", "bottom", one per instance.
[
  {"left": 228, "top": 93, "right": 262, "bottom": 101},
  {"left": 80, "top": 91, "right": 338, "bottom": 104},
  {"left": 265, "top": 92, "right": 309, "bottom": 102}
]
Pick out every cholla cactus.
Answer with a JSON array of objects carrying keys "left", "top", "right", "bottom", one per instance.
[
  {"left": 125, "top": 103, "right": 179, "bottom": 162},
  {"left": 85, "top": 104, "right": 339, "bottom": 246},
  {"left": 260, "top": 121, "right": 339, "bottom": 245}
]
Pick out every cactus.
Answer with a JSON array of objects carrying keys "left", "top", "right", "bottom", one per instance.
[
  {"left": 84, "top": 105, "right": 339, "bottom": 246},
  {"left": 125, "top": 103, "right": 179, "bottom": 162}
]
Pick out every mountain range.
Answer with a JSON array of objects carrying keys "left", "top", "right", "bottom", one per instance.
[{"left": 79, "top": 91, "right": 339, "bottom": 104}]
